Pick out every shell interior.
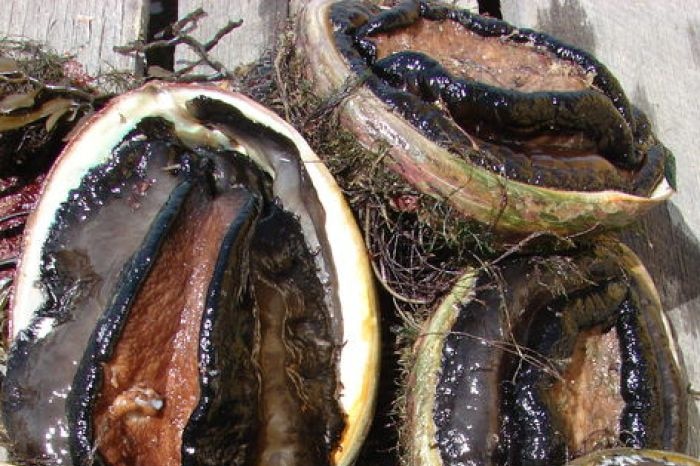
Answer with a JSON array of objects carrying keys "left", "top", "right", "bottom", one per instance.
[{"left": 2, "top": 83, "right": 379, "bottom": 466}]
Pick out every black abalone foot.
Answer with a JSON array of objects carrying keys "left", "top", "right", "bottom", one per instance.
[
  {"left": 4, "top": 117, "right": 197, "bottom": 465},
  {"left": 372, "top": 51, "right": 637, "bottom": 169},
  {"left": 300, "top": 0, "right": 676, "bottom": 234},
  {"left": 406, "top": 244, "right": 687, "bottom": 466}
]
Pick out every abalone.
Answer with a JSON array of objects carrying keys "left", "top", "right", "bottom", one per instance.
[
  {"left": 297, "top": 0, "right": 675, "bottom": 234},
  {"left": 405, "top": 242, "right": 687, "bottom": 465},
  {"left": 2, "top": 82, "right": 379, "bottom": 466}
]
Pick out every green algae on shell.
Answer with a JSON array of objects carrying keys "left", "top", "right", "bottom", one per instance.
[
  {"left": 405, "top": 242, "right": 687, "bottom": 466},
  {"left": 297, "top": 0, "right": 675, "bottom": 235},
  {"left": 2, "top": 82, "right": 379, "bottom": 466}
]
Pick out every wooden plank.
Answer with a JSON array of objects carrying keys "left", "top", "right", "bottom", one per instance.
[
  {"left": 449, "top": 0, "right": 479, "bottom": 10},
  {"left": 502, "top": 0, "right": 700, "bottom": 455},
  {"left": 290, "top": 0, "right": 479, "bottom": 17},
  {"left": 0, "top": 0, "right": 149, "bottom": 76},
  {"left": 175, "top": 0, "right": 288, "bottom": 72}
]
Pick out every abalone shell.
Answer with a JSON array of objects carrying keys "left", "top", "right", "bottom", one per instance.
[
  {"left": 297, "top": 0, "right": 675, "bottom": 234},
  {"left": 405, "top": 242, "right": 687, "bottom": 466},
  {"left": 2, "top": 82, "right": 379, "bottom": 466}
]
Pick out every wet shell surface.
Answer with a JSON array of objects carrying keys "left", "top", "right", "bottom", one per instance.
[
  {"left": 297, "top": 0, "right": 675, "bottom": 234},
  {"left": 565, "top": 448, "right": 700, "bottom": 466},
  {"left": 1, "top": 82, "right": 379, "bottom": 466},
  {"left": 405, "top": 242, "right": 687, "bottom": 466}
]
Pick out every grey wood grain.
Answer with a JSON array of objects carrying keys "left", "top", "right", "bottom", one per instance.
[
  {"left": 1, "top": 0, "right": 149, "bottom": 76},
  {"left": 175, "top": 0, "right": 288, "bottom": 73}
]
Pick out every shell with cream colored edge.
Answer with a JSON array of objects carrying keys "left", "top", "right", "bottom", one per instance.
[{"left": 2, "top": 81, "right": 379, "bottom": 466}]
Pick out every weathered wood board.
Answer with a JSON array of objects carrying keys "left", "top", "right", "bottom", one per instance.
[
  {"left": 178, "top": 0, "right": 478, "bottom": 71},
  {"left": 1, "top": 0, "right": 148, "bottom": 76},
  {"left": 502, "top": 0, "right": 700, "bottom": 454},
  {"left": 174, "top": 0, "right": 289, "bottom": 72}
]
